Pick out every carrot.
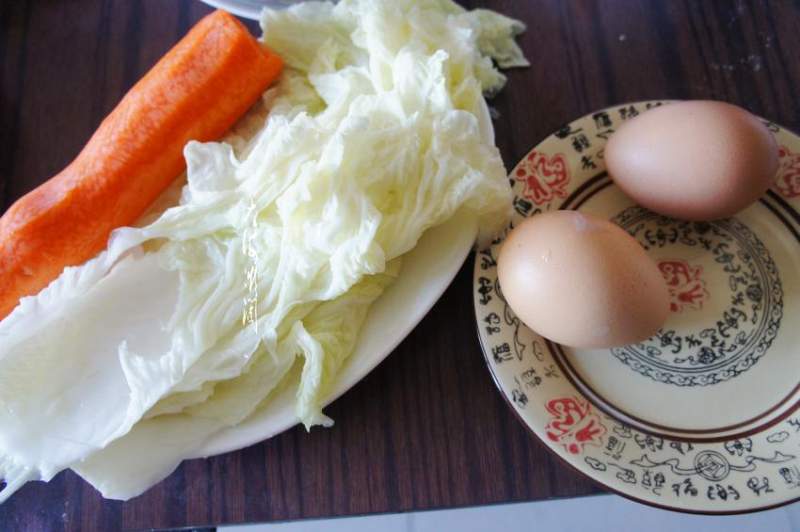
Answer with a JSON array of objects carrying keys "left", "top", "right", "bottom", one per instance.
[{"left": 0, "top": 10, "right": 283, "bottom": 319}]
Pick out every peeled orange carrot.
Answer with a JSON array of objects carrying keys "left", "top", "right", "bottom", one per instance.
[{"left": 0, "top": 10, "right": 283, "bottom": 319}]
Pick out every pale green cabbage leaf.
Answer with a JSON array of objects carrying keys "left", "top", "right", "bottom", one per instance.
[{"left": 0, "top": 0, "right": 525, "bottom": 501}]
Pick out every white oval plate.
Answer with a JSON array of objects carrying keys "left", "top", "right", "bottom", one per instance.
[
  {"left": 474, "top": 101, "right": 800, "bottom": 513},
  {"left": 194, "top": 211, "right": 477, "bottom": 457},
  {"left": 200, "top": 0, "right": 302, "bottom": 20}
]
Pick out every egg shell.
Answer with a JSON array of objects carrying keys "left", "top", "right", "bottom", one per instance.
[
  {"left": 605, "top": 100, "right": 778, "bottom": 221},
  {"left": 497, "top": 211, "right": 669, "bottom": 349}
]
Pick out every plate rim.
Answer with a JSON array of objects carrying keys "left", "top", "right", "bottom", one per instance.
[
  {"left": 477, "top": 329, "right": 800, "bottom": 515},
  {"left": 200, "top": 0, "right": 262, "bottom": 20}
]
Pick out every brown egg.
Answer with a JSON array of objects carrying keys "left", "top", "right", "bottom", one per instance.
[
  {"left": 605, "top": 101, "right": 778, "bottom": 221},
  {"left": 497, "top": 211, "right": 669, "bottom": 349}
]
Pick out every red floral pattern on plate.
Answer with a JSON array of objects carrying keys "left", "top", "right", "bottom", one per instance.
[
  {"left": 658, "top": 259, "right": 709, "bottom": 313},
  {"left": 775, "top": 145, "right": 800, "bottom": 198},
  {"left": 545, "top": 397, "right": 606, "bottom": 455},
  {"left": 514, "top": 150, "right": 570, "bottom": 205}
]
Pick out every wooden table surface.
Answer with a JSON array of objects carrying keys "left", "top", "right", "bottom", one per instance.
[{"left": 2, "top": 0, "right": 799, "bottom": 530}]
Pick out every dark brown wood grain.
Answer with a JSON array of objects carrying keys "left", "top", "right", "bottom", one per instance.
[{"left": 1, "top": 0, "right": 799, "bottom": 529}]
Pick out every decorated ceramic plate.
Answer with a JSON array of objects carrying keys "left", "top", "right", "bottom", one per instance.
[{"left": 474, "top": 100, "right": 800, "bottom": 513}]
